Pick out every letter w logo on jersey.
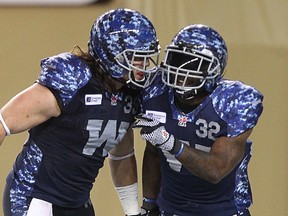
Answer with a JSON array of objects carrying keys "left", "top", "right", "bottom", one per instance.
[{"left": 82, "top": 120, "right": 130, "bottom": 156}]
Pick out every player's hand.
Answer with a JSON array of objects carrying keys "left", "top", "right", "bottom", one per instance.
[
  {"left": 133, "top": 114, "right": 162, "bottom": 130},
  {"left": 133, "top": 114, "right": 175, "bottom": 152}
]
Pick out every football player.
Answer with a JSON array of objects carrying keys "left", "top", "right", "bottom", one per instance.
[
  {"left": 0, "top": 8, "right": 160, "bottom": 216},
  {"left": 135, "top": 24, "right": 263, "bottom": 216}
]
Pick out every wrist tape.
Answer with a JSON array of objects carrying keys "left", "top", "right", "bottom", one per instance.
[{"left": 116, "top": 183, "right": 140, "bottom": 215}]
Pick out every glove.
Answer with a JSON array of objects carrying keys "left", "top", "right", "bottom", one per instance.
[
  {"left": 133, "top": 114, "right": 183, "bottom": 155},
  {"left": 133, "top": 114, "right": 173, "bottom": 151},
  {"left": 140, "top": 198, "right": 160, "bottom": 216}
]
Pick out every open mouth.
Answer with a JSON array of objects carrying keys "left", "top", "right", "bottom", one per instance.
[{"left": 135, "top": 72, "right": 145, "bottom": 81}]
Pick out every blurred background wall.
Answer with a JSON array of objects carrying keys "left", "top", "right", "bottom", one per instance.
[{"left": 0, "top": 0, "right": 287, "bottom": 215}]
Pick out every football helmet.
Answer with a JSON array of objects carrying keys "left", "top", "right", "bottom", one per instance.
[
  {"left": 88, "top": 8, "right": 160, "bottom": 88},
  {"left": 162, "top": 24, "right": 228, "bottom": 98}
]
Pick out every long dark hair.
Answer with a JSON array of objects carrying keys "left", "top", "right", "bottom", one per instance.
[{"left": 71, "top": 45, "right": 116, "bottom": 92}]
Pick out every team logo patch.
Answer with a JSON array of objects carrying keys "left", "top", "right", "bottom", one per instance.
[
  {"left": 85, "top": 94, "right": 102, "bottom": 105},
  {"left": 178, "top": 115, "right": 188, "bottom": 127},
  {"left": 111, "top": 94, "right": 118, "bottom": 106}
]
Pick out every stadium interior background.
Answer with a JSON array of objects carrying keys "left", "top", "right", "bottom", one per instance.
[{"left": 0, "top": 0, "right": 287, "bottom": 215}]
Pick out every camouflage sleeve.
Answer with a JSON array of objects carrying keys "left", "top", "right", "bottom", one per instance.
[
  {"left": 37, "top": 52, "right": 91, "bottom": 108},
  {"left": 214, "top": 81, "right": 264, "bottom": 137},
  {"left": 141, "top": 71, "right": 167, "bottom": 102}
]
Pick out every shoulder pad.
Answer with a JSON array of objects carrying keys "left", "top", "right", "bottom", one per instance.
[
  {"left": 38, "top": 52, "right": 92, "bottom": 106},
  {"left": 212, "top": 80, "right": 263, "bottom": 137}
]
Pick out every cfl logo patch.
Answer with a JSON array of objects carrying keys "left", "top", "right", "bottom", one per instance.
[{"left": 178, "top": 116, "right": 188, "bottom": 127}]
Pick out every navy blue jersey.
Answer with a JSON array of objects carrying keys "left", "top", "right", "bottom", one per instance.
[
  {"left": 141, "top": 79, "right": 263, "bottom": 215},
  {"left": 7, "top": 52, "right": 140, "bottom": 210}
]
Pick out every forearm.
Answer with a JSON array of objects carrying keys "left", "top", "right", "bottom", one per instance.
[
  {"left": 109, "top": 154, "right": 140, "bottom": 215},
  {"left": 109, "top": 153, "right": 138, "bottom": 186},
  {"left": 141, "top": 143, "right": 161, "bottom": 215},
  {"left": 142, "top": 143, "right": 161, "bottom": 199},
  {"left": 177, "top": 144, "right": 224, "bottom": 183},
  {"left": 177, "top": 140, "right": 244, "bottom": 184},
  {"left": 177, "top": 131, "right": 251, "bottom": 184}
]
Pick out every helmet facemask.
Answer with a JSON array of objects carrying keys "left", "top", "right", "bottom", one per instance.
[
  {"left": 162, "top": 45, "right": 221, "bottom": 99},
  {"left": 115, "top": 48, "right": 160, "bottom": 88}
]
